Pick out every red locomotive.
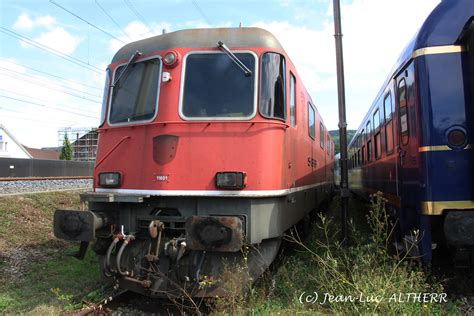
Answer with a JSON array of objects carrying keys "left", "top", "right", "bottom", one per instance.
[{"left": 54, "top": 27, "right": 335, "bottom": 297}]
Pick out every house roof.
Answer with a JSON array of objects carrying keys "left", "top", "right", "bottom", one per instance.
[
  {"left": 0, "top": 123, "right": 33, "bottom": 158},
  {"left": 23, "top": 146, "right": 60, "bottom": 160}
]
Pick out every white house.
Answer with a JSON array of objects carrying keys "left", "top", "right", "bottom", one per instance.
[{"left": 0, "top": 124, "right": 32, "bottom": 159}]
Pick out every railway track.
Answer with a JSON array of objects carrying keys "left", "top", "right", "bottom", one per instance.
[{"left": 76, "top": 290, "right": 206, "bottom": 315}]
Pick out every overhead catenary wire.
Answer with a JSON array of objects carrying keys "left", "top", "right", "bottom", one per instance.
[
  {"left": 0, "top": 111, "right": 76, "bottom": 124},
  {"left": 0, "top": 72, "right": 102, "bottom": 104},
  {"left": 123, "top": 0, "right": 152, "bottom": 28},
  {"left": 0, "top": 89, "right": 99, "bottom": 116},
  {"left": 49, "top": 0, "right": 126, "bottom": 44},
  {"left": 0, "top": 27, "right": 103, "bottom": 74},
  {"left": 191, "top": 0, "right": 212, "bottom": 25},
  {"left": 2, "top": 60, "right": 102, "bottom": 91},
  {"left": 0, "top": 66, "right": 102, "bottom": 99},
  {"left": 0, "top": 95, "right": 99, "bottom": 119},
  {"left": 95, "top": 0, "right": 131, "bottom": 40}
]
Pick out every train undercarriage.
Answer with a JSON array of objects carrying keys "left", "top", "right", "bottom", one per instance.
[{"left": 53, "top": 188, "right": 326, "bottom": 297}]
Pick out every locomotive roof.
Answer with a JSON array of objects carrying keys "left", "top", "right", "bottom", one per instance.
[
  {"left": 349, "top": 0, "right": 474, "bottom": 147},
  {"left": 112, "top": 27, "right": 286, "bottom": 63}
]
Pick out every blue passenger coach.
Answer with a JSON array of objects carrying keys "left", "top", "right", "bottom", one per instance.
[{"left": 348, "top": 0, "right": 474, "bottom": 265}]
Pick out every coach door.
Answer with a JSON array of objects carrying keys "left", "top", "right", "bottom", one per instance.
[
  {"left": 396, "top": 75, "right": 408, "bottom": 186},
  {"left": 395, "top": 64, "right": 418, "bottom": 209}
]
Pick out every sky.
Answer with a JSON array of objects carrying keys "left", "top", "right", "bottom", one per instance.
[{"left": 0, "top": 0, "right": 440, "bottom": 148}]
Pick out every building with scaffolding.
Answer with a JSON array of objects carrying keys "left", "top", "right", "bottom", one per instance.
[{"left": 58, "top": 127, "right": 98, "bottom": 162}]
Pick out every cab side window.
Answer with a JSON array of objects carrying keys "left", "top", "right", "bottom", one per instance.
[
  {"left": 260, "top": 53, "right": 286, "bottom": 120},
  {"left": 308, "top": 103, "right": 315, "bottom": 139},
  {"left": 320, "top": 123, "right": 325, "bottom": 148},
  {"left": 289, "top": 73, "right": 296, "bottom": 127}
]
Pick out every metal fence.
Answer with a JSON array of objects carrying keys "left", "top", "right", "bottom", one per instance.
[{"left": 0, "top": 158, "right": 94, "bottom": 177}]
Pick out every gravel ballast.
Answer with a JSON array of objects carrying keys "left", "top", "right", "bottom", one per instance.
[{"left": 0, "top": 179, "right": 92, "bottom": 195}]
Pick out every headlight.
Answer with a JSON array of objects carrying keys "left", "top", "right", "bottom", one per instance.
[
  {"left": 98, "top": 172, "right": 121, "bottom": 187},
  {"left": 215, "top": 172, "right": 246, "bottom": 190},
  {"left": 163, "top": 51, "right": 179, "bottom": 67}
]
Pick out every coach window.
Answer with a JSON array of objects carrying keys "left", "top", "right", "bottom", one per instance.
[
  {"left": 308, "top": 103, "right": 315, "bottom": 139},
  {"left": 398, "top": 79, "right": 409, "bottom": 145},
  {"left": 260, "top": 53, "right": 286, "bottom": 120},
  {"left": 367, "top": 140, "right": 372, "bottom": 162},
  {"left": 366, "top": 121, "right": 372, "bottom": 161},
  {"left": 320, "top": 123, "right": 325, "bottom": 149},
  {"left": 362, "top": 144, "right": 365, "bottom": 164},
  {"left": 384, "top": 92, "right": 394, "bottom": 153},
  {"left": 290, "top": 72, "right": 296, "bottom": 127},
  {"left": 361, "top": 129, "right": 365, "bottom": 164},
  {"left": 110, "top": 57, "right": 161, "bottom": 125},
  {"left": 181, "top": 52, "right": 255, "bottom": 119},
  {"left": 373, "top": 109, "right": 381, "bottom": 159}
]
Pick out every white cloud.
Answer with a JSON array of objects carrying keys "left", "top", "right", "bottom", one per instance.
[
  {"left": 252, "top": 0, "right": 440, "bottom": 130},
  {"left": 28, "top": 27, "right": 82, "bottom": 55},
  {"left": 13, "top": 13, "right": 56, "bottom": 31},
  {"left": 252, "top": 21, "right": 336, "bottom": 78},
  {"left": 13, "top": 13, "right": 34, "bottom": 30},
  {"left": 35, "top": 15, "right": 56, "bottom": 28},
  {"left": 14, "top": 12, "right": 81, "bottom": 55},
  {"left": 0, "top": 58, "right": 27, "bottom": 73},
  {"left": 109, "top": 21, "right": 172, "bottom": 52}
]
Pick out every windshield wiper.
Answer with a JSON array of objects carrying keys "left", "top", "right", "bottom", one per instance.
[
  {"left": 112, "top": 50, "right": 142, "bottom": 87},
  {"left": 217, "top": 41, "right": 252, "bottom": 77}
]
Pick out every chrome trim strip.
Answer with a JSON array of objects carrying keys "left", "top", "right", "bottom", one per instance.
[
  {"left": 412, "top": 45, "right": 465, "bottom": 59},
  {"left": 418, "top": 144, "right": 472, "bottom": 152},
  {"left": 178, "top": 50, "right": 258, "bottom": 121},
  {"left": 95, "top": 182, "right": 330, "bottom": 197},
  {"left": 107, "top": 55, "right": 163, "bottom": 127}
]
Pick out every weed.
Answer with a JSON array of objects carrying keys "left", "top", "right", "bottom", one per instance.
[{"left": 241, "top": 193, "right": 463, "bottom": 314}]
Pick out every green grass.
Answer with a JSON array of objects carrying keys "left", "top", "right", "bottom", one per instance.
[
  {"left": 0, "top": 191, "right": 468, "bottom": 314},
  {"left": 0, "top": 191, "right": 102, "bottom": 314},
  {"left": 0, "top": 249, "right": 100, "bottom": 313},
  {"left": 0, "top": 191, "right": 82, "bottom": 247}
]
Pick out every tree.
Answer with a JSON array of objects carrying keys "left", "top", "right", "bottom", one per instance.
[{"left": 60, "top": 133, "right": 73, "bottom": 160}]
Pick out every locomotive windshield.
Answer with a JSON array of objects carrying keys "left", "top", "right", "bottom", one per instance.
[
  {"left": 109, "top": 57, "right": 161, "bottom": 124},
  {"left": 180, "top": 52, "right": 255, "bottom": 119}
]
